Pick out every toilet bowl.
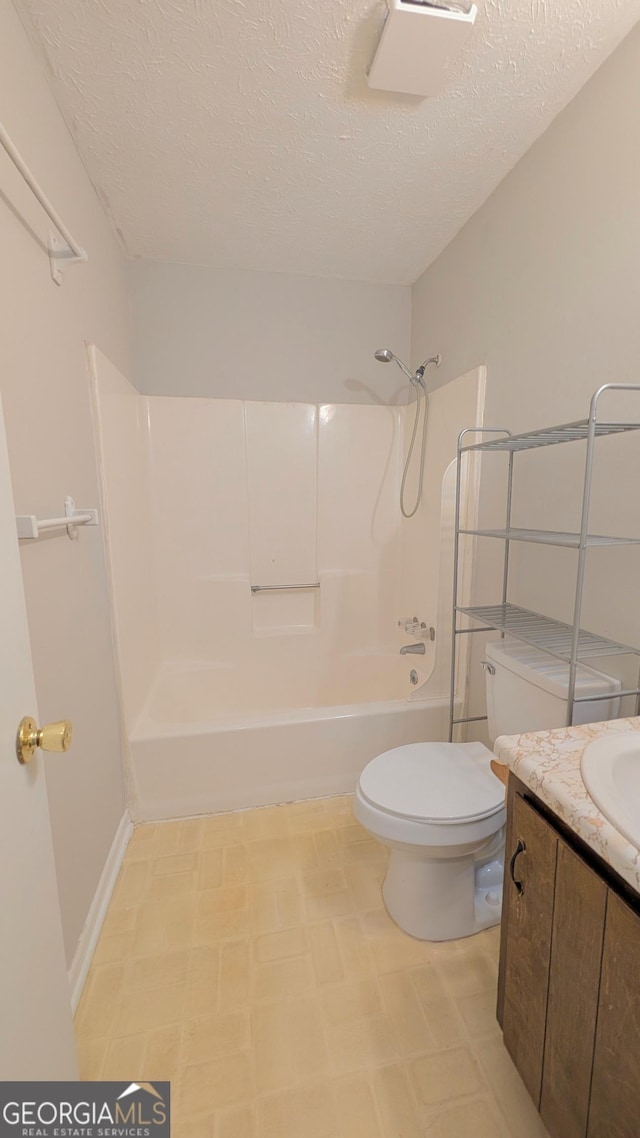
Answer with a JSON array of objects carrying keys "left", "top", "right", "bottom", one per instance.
[
  {"left": 354, "top": 637, "right": 623, "bottom": 941},
  {"left": 354, "top": 741, "right": 505, "bottom": 941}
]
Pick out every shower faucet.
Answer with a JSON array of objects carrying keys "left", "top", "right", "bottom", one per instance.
[
  {"left": 398, "top": 618, "right": 436, "bottom": 641},
  {"left": 399, "top": 643, "right": 426, "bottom": 655}
]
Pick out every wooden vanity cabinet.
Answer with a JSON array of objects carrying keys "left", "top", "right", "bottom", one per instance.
[
  {"left": 498, "top": 776, "right": 640, "bottom": 1138},
  {"left": 588, "top": 891, "right": 640, "bottom": 1138}
]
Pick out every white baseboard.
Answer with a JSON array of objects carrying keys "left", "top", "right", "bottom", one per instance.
[{"left": 68, "top": 811, "right": 133, "bottom": 1014}]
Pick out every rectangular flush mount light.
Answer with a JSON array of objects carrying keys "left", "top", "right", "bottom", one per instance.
[{"left": 367, "top": 0, "right": 478, "bottom": 98}]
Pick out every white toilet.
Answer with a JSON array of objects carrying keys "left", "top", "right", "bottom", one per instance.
[{"left": 354, "top": 638, "right": 622, "bottom": 941}]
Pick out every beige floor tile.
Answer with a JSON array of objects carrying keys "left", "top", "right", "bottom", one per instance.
[
  {"left": 133, "top": 897, "right": 197, "bottom": 956},
  {"left": 111, "top": 861, "right": 151, "bottom": 909},
  {"left": 75, "top": 963, "right": 126, "bottom": 1041},
  {"left": 198, "top": 849, "right": 224, "bottom": 891},
  {"left": 247, "top": 837, "right": 295, "bottom": 881},
  {"left": 456, "top": 987, "right": 502, "bottom": 1039},
  {"left": 253, "top": 925, "right": 307, "bottom": 963},
  {"left": 183, "top": 1011, "right": 250, "bottom": 1066},
  {"left": 242, "top": 804, "right": 291, "bottom": 841},
  {"left": 215, "top": 1103, "right": 256, "bottom": 1138},
  {"left": 380, "top": 971, "right": 437, "bottom": 1056},
  {"left": 319, "top": 977, "right": 384, "bottom": 1026},
  {"left": 344, "top": 863, "right": 386, "bottom": 912},
  {"left": 218, "top": 940, "right": 251, "bottom": 1012},
  {"left": 194, "top": 908, "right": 250, "bottom": 945},
  {"left": 257, "top": 1081, "right": 338, "bottom": 1138},
  {"left": 126, "top": 949, "right": 190, "bottom": 992},
  {"left": 253, "top": 955, "right": 315, "bottom": 1003},
  {"left": 144, "top": 1023, "right": 184, "bottom": 1081},
  {"left": 252, "top": 1001, "right": 293, "bottom": 1094},
  {"left": 307, "top": 921, "right": 345, "bottom": 985},
  {"left": 115, "top": 981, "right": 187, "bottom": 1035},
  {"left": 332, "top": 1073, "right": 383, "bottom": 1138},
  {"left": 92, "top": 929, "right": 136, "bottom": 965},
  {"left": 333, "top": 916, "right": 377, "bottom": 978},
  {"left": 290, "top": 833, "right": 321, "bottom": 870},
  {"left": 248, "top": 876, "right": 301, "bottom": 927},
  {"left": 154, "top": 819, "right": 203, "bottom": 856},
  {"left": 223, "top": 845, "right": 248, "bottom": 885},
  {"left": 340, "top": 838, "right": 387, "bottom": 866},
  {"left": 76, "top": 1037, "right": 106, "bottom": 1080},
  {"left": 476, "top": 1036, "right": 551, "bottom": 1138},
  {"left": 301, "top": 866, "right": 349, "bottom": 897},
  {"left": 77, "top": 798, "right": 549, "bottom": 1138},
  {"left": 126, "top": 823, "right": 158, "bottom": 860},
  {"left": 152, "top": 851, "right": 199, "bottom": 877},
  {"left": 201, "top": 812, "right": 245, "bottom": 849},
  {"left": 415, "top": 992, "right": 467, "bottom": 1050},
  {"left": 411, "top": 1045, "right": 485, "bottom": 1106},
  {"left": 362, "top": 911, "right": 432, "bottom": 973},
  {"left": 304, "top": 886, "right": 355, "bottom": 921},
  {"left": 176, "top": 1114, "right": 215, "bottom": 1138},
  {"left": 102, "top": 1032, "right": 147, "bottom": 1079},
  {"left": 312, "top": 830, "right": 342, "bottom": 866},
  {"left": 437, "top": 950, "right": 498, "bottom": 998},
  {"left": 286, "top": 997, "right": 329, "bottom": 1082},
  {"left": 100, "top": 904, "right": 138, "bottom": 937},
  {"left": 335, "top": 822, "right": 371, "bottom": 846},
  {"left": 370, "top": 1063, "right": 423, "bottom": 1138},
  {"left": 325, "top": 1016, "right": 397, "bottom": 1074},
  {"left": 422, "top": 1094, "right": 512, "bottom": 1138},
  {"left": 177, "top": 1053, "right": 252, "bottom": 1115},
  {"left": 197, "top": 886, "right": 247, "bottom": 916},
  {"left": 146, "top": 872, "right": 199, "bottom": 903}
]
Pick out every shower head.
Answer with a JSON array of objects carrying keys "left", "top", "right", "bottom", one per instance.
[
  {"left": 374, "top": 348, "right": 415, "bottom": 381},
  {"left": 374, "top": 348, "right": 441, "bottom": 386}
]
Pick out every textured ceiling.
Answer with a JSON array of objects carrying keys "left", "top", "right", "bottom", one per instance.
[{"left": 15, "top": 0, "right": 640, "bottom": 283}]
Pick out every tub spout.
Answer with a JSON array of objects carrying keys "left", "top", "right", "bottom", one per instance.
[{"left": 399, "top": 643, "right": 426, "bottom": 655}]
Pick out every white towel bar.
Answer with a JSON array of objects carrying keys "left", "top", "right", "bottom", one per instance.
[
  {"left": 16, "top": 496, "right": 98, "bottom": 541},
  {"left": 0, "top": 119, "right": 87, "bottom": 285}
]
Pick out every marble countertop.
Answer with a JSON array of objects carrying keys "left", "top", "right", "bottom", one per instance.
[{"left": 494, "top": 716, "right": 640, "bottom": 895}]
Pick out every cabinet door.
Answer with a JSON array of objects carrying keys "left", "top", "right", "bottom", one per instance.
[
  {"left": 540, "top": 841, "right": 607, "bottom": 1138},
  {"left": 588, "top": 891, "right": 640, "bottom": 1138},
  {"left": 500, "top": 792, "right": 558, "bottom": 1107}
]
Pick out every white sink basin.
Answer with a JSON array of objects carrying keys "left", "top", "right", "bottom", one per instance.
[{"left": 581, "top": 731, "right": 640, "bottom": 850}]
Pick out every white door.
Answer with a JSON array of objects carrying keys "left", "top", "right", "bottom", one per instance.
[{"left": 0, "top": 391, "right": 77, "bottom": 1079}]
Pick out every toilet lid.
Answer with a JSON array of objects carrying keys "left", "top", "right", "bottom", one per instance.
[{"left": 358, "top": 741, "right": 505, "bottom": 825}]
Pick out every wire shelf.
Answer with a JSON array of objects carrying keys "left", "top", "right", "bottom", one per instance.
[
  {"left": 456, "top": 602, "right": 640, "bottom": 661},
  {"left": 461, "top": 420, "right": 640, "bottom": 453},
  {"left": 458, "top": 527, "right": 640, "bottom": 549}
]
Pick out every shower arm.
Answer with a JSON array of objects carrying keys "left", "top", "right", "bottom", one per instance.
[{"left": 412, "top": 355, "right": 442, "bottom": 390}]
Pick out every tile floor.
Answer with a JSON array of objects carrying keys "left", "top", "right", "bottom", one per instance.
[{"left": 76, "top": 795, "right": 549, "bottom": 1138}]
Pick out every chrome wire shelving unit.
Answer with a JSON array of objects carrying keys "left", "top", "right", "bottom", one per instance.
[{"left": 449, "top": 384, "right": 640, "bottom": 741}]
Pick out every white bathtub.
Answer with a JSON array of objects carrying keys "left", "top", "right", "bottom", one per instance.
[{"left": 128, "top": 652, "right": 449, "bottom": 820}]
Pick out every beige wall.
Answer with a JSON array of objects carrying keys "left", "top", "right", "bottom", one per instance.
[
  {"left": 0, "top": 3, "right": 130, "bottom": 965},
  {"left": 128, "top": 260, "right": 411, "bottom": 405},
  {"left": 412, "top": 22, "right": 640, "bottom": 731}
]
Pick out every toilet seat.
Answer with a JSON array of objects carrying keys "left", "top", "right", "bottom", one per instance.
[{"left": 358, "top": 741, "right": 504, "bottom": 825}]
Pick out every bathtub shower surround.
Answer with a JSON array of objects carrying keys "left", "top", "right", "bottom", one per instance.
[{"left": 90, "top": 347, "right": 485, "bottom": 819}]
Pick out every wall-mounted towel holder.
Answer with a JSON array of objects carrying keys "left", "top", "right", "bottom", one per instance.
[{"left": 16, "top": 496, "right": 99, "bottom": 541}]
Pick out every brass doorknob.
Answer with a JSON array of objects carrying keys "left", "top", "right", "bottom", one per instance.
[{"left": 16, "top": 716, "right": 73, "bottom": 765}]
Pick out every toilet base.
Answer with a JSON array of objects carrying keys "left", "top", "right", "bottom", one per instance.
[{"left": 381, "top": 843, "right": 504, "bottom": 941}]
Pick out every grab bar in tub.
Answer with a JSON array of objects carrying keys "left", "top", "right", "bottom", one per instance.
[{"left": 250, "top": 582, "right": 320, "bottom": 593}]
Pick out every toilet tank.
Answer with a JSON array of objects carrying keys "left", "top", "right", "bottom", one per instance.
[{"left": 484, "top": 638, "right": 622, "bottom": 741}]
